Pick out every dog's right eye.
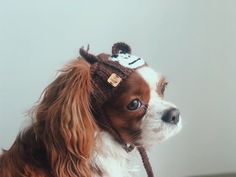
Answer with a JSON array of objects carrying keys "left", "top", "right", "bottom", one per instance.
[{"left": 127, "top": 99, "right": 142, "bottom": 111}]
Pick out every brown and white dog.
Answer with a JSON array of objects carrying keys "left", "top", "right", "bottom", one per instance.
[{"left": 0, "top": 43, "right": 182, "bottom": 177}]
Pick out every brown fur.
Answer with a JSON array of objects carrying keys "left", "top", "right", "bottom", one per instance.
[
  {"left": 0, "top": 57, "right": 152, "bottom": 177},
  {"left": 103, "top": 72, "right": 150, "bottom": 144},
  {"left": 156, "top": 76, "right": 167, "bottom": 98},
  {"left": 0, "top": 59, "right": 97, "bottom": 177}
]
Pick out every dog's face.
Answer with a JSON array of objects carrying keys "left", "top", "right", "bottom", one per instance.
[{"left": 103, "top": 66, "right": 182, "bottom": 147}]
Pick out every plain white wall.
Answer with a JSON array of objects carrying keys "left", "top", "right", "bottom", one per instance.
[{"left": 0, "top": 0, "right": 235, "bottom": 177}]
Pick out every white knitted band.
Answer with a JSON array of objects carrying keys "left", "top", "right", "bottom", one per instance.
[{"left": 110, "top": 53, "right": 145, "bottom": 69}]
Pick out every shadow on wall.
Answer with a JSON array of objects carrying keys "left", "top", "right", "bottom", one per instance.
[{"left": 188, "top": 173, "right": 236, "bottom": 177}]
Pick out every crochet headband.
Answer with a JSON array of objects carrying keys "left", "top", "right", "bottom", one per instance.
[
  {"left": 79, "top": 42, "right": 146, "bottom": 122},
  {"left": 79, "top": 42, "right": 154, "bottom": 177}
]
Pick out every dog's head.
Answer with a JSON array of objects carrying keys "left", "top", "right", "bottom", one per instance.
[
  {"left": 103, "top": 66, "right": 182, "bottom": 148},
  {"left": 80, "top": 42, "right": 182, "bottom": 148},
  {"left": 33, "top": 42, "right": 181, "bottom": 176}
]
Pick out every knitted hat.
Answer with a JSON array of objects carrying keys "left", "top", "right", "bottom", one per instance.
[
  {"left": 79, "top": 42, "right": 146, "bottom": 131},
  {"left": 80, "top": 43, "right": 154, "bottom": 177}
]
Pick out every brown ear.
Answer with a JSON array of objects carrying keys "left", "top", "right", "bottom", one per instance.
[
  {"left": 34, "top": 59, "right": 97, "bottom": 177},
  {"left": 79, "top": 46, "right": 98, "bottom": 64},
  {"left": 112, "top": 42, "right": 131, "bottom": 55}
]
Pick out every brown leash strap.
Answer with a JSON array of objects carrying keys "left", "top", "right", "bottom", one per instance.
[{"left": 137, "top": 146, "right": 154, "bottom": 177}]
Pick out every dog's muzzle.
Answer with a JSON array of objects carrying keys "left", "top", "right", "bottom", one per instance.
[{"left": 161, "top": 108, "right": 180, "bottom": 124}]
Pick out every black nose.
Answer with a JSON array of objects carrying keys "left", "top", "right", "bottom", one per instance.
[{"left": 161, "top": 108, "right": 180, "bottom": 124}]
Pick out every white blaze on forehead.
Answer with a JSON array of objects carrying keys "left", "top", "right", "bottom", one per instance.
[
  {"left": 137, "top": 66, "right": 162, "bottom": 91},
  {"left": 136, "top": 66, "right": 182, "bottom": 146},
  {"left": 110, "top": 53, "right": 145, "bottom": 69}
]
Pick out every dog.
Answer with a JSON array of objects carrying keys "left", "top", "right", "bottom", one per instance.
[{"left": 0, "top": 42, "right": 182, "bottom": 177}]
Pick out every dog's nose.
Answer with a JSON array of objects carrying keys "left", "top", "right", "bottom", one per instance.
[{"left": 161, "top": 108, "right": 180, "bottom": 124}]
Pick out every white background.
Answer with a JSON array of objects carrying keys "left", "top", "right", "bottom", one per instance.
[{"left": 0, "top": 0, "right": 236, "bottom": 177}]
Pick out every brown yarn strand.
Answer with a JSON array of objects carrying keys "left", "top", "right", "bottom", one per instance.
[
  {"left": 79, "top": 47, "right": 98, "bottom": 64},
  {"left": 80, "top": 42, "right": 153, "bottom": 176},
  {"left": 137, "top": 146, "right": 154, "bottom": 177},
  {"left": 112, "top": 42, "right": 131, "bottom": 55}
]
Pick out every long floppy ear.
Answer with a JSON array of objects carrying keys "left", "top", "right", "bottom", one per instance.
[{"left": 33, "top": 59, "right": 97, "bottom": 177}]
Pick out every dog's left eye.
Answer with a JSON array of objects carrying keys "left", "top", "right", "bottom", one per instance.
[
  {"left": 127, "top": 99, "right": 142, "bottom": 111},
  {"left": 161, "top": 82, "right": 168, "bottom": 95}
]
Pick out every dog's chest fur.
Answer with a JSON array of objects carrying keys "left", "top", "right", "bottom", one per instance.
[{"left": 92, "top": 131, "right": 139, "bottom": 177}]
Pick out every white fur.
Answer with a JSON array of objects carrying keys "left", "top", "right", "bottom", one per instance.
[
  {"left": 92, "top": 131, "right": 139, "bottom": 177},
  {"left": 137, "top": 66, "right": 182, "bottom": 147},
  {"left": 92, "top": 66, "right": 182, "bottom": 176}
]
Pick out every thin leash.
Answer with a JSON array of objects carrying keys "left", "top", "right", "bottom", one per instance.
[
  {"left": 137, "top": 146, "right": 154, "bottom": 177},
  {"left": 106, "top": 120, "right": 154, "bottom": 177},
  {"left": 80, "top": 43, "right": 155, "bottom": 177},
  {"left": 110, "top": 128, "right": 154, "bottom": 177}
]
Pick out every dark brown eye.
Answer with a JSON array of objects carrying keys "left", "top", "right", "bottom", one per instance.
[
  {"left": 127, "top": 99, "right": 142, "bottom": 111},
  {"left": 161, "top": 82, "right": 168, "bottom": 95}
]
